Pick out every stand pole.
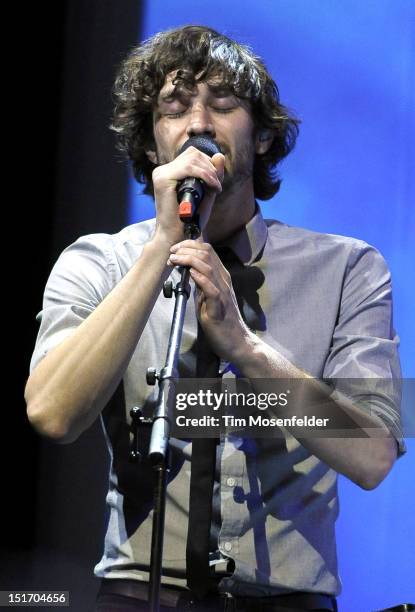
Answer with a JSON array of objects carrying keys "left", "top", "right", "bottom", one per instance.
[{"left": 146, "top": 222, "right": 200, "bottom": 612}]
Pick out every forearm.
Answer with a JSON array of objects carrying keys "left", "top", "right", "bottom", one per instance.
[
  {"left": 232, "top": 333, "right": 397, "bottom": 490},
  {"left": 25, "top": 234, "right": 171, "bottom": 443}
]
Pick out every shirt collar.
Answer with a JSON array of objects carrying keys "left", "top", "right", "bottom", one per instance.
[{"left": 217, "top": 204, "right": 268, "bottom": 265}]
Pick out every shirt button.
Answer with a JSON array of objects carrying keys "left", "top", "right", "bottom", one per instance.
[
  {"left": 224, "top": 542, "right": 232, "bottom": 552},
  {"left": 227, "top": 477, "right": 236, "bottom": 487}
]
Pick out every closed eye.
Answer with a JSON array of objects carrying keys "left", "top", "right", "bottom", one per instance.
[
  {"left": 164, "top": 107, "right": 234, "bottom": 118},
  {"left": 212, "top": 107, "right": 235, "bottom": 114},
  {"left": 164, "top": 111, "right": 186, "bottom": 118}
]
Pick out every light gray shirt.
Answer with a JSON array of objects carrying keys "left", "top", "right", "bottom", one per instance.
[{"left": 30, "top": 207, "right": 404, "bottom": 597}]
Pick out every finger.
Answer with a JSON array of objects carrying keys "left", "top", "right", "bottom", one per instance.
[
  {"left": 180, "top": 148, "right": 223, "bottom": 191},
  {"left": 190, "top": 269, "right": 224, "bottom": 320},
  {"left": 169, "top": 247, "right": 210, "bottom": 262},
  {"left": 170, "top": 244, "right": 226, "bottom": 273},
  {"left": 183, "top": 163, "right": 222, "bottom": 192},
  {"left": 170, "top": 240, "right": 212, "bottom": 253},
  {"left": 170, "top": 242, "right": 230, "bottom": 283},
  {"left": 169, "top": 252, "right": 215, "bottom": 277}
]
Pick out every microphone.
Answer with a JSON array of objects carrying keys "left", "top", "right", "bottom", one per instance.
[{"left": 176, "top": 135, "right": 221, "bottom": 221}]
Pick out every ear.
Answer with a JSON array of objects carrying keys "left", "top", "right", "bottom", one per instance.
[
  {"left": 255, "top": 130, "right": 274, "bottom": 155},
  {"left": 145, "top": 147, "right": 158, "bottom": 165}
]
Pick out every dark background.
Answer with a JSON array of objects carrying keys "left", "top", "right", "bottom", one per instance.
[{"left": 5, "top": 3, "right": 142, "bottom": 610}]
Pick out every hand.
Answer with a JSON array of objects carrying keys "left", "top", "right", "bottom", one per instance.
[
  {"left": 152, "top": 147, "right": 225, "bottom": 246},
  {"left": 168, "top": 240, "right": 252, "bottom": 361}
]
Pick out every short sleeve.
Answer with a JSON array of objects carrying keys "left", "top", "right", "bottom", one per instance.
[
  {"left": 322, "top": 242, "right": 405, "bottom": 454},
  {"left": 30, "top": 234, "right": 118, "bottom": 372}
]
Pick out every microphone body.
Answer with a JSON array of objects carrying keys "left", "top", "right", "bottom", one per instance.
[{"left": 176, "top": 136, "right": 221, "bottom": 221}]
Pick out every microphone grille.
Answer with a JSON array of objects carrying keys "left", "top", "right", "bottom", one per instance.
[{"left": 178, "top": 135, "right": 221, "bottom": 158}]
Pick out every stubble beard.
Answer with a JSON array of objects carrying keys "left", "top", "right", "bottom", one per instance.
[{"left": 218, "top": 141, "right": 255, "bottom": 199}]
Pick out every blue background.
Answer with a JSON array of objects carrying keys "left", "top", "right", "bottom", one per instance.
[{"left": 129, "top": 2, "right": 415, "bottom": 609}]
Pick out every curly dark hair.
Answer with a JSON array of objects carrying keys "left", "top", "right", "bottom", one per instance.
[{"left": 111, "top": 25, "right": 300, "bottom": 200}]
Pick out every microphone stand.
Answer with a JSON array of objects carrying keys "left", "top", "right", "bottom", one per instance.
[{"left": 130, "top": 213, "right": 201, "bottom": 612}]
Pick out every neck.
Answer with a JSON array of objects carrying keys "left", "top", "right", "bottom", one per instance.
[{"left": 203, "top": 177, "right": 256, "bottom": 244}]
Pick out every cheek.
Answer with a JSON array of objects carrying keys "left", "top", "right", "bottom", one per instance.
[
  {"left": 225, "top": 118, "right": 255, "bottom": 150},
  {"left": 153, "top": 122, "right": 180, "bottom": 163},
  {"left": 230, "top": 126, "right": 256, "bottom": 164}
]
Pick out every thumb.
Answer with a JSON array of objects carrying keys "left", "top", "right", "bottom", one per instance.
[{"left": 212, "top": 152, "right": 225, "bottom": 183}]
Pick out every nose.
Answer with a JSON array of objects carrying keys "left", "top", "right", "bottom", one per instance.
[{"left": 186, "top": 104, "right": 216, "bottom": 139}]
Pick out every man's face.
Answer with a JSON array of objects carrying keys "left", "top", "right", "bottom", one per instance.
[{"left": 151, "top": 72, "right": 258, "bottom": 194}]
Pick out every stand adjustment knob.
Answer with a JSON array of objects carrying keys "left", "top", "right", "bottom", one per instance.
[
  {"left": 146, "top": 367, "right": 158, "bottom": 385},
  {"left": 163, "top": 280, "right": 173, "bottom": 298},
  {"left": 130, "top": 406, "right": 143, "bottom": 419}
]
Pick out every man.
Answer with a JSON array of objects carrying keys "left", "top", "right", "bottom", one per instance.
[{"left": 26, "top": 26, "right": 404, "bottom": 611}]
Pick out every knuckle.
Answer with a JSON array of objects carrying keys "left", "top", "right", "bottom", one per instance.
[
  {"left": 186, "top": 146, "right": 204, "bottom": 160},
  {"left": 198, "top": 168, "right": 210, "bottom": 181},
  {"left": 187, "top": 163, "right": 199, "bottom": 176},
  {"left": 192, "top": 146, "right": 207, "bottom": 158},
  {"left": 152, "top": 166, "right": 161, "bottom": 181}
]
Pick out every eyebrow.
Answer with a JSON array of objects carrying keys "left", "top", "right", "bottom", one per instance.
[
  {"left": 159, "top": 89, "right": 178, "bottom": 102},
  {"left": 206, "top": 83, "right": 233, "bottom": 96},
  {"left": 159, "top": 83, "right": 234, "bottom": 102}
]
